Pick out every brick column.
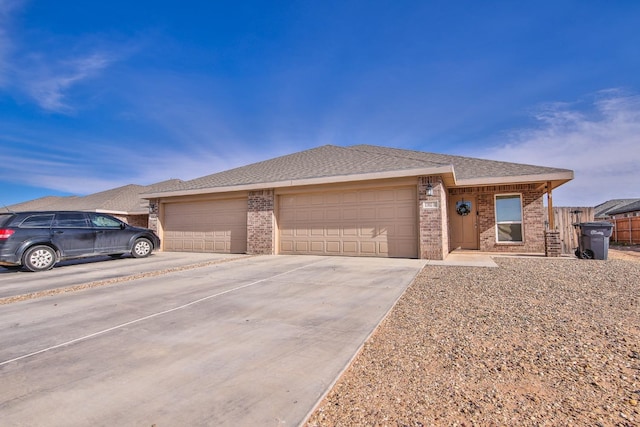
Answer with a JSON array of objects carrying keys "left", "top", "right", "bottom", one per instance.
[
  {"left": 147, "top": 199, "right": 159, "bottom": 233},
  {"left": 544, "top": 230, "right": 561, "bottom": 257},
  {"left": 247, "top": 190, "right": 275, "bottom": 255},
  {"left": 418, "top": 176, "right": 447, "bottom": 260}
]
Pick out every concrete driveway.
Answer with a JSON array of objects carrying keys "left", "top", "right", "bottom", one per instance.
[
  {"left": 0, "top": 252, "right": 244, "bottom": 300},
  {"left": 0, "top": 255, "right": 425, "bottom": 426}
]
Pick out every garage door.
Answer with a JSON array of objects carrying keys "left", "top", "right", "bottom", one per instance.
[
  {"left": 279, "top": 187, "right": 417, "bottom": 258},
  {"left": 163, "top": 199, "right": 247, "bottom": 253}
]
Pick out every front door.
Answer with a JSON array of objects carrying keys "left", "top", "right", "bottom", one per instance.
[{"left": 449, "top": 195, "right": 478, "bottom": 250}]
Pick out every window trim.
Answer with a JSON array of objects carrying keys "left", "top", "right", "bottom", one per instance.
[{"left": 494, "top": 193, "right": 524, "bottom": 244}]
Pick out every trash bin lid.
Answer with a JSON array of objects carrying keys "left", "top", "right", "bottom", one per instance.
[{"left": 579, "top": 222, "right": 614, "bottom": 228}]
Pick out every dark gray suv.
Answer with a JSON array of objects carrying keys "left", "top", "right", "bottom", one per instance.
[{"left": 0, "top": 211, "right": 161, "bottom": 272}]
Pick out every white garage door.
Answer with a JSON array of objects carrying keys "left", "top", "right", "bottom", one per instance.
[
  {"left": 163, "top": 199, "right": 247, "bottom": 253},
  {"left": 279, "top": 186, "right": 417, "bottom": 258}
]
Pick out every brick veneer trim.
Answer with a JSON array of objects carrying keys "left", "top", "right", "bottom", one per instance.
[{"left": 247, "top": 190, "right": 275, "bottom": 255}]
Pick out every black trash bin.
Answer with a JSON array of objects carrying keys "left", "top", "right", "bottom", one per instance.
[{"left": 574, "top": 222, "right": 614, "bottom": 260}]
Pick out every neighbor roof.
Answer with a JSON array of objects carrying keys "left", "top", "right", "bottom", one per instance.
[
  {"left": 9, "top": 180, "right": 183, "bottom": 214},
  {"left": 607, "top": 200, "right": 640, "bottom": 216},
  {"left": 594, "top": 199, "right": 640, "bottom": 218},
  {"left": 143, "top": 145, "right": 573, "bottom": 198}
]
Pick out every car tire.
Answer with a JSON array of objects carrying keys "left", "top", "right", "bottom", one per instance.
[
  {"left": 131, "top": 238, "right": 152, "bottom": 258},
  {"left": 23, "top": 245, "right": 56, "bottom": 272}
]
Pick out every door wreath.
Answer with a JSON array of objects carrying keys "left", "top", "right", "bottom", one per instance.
[{"left": 456, "top": 201, "right": 472, "bottom": 216}]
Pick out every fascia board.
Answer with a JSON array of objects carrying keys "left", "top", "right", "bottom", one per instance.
[
  {"left": 94, "top": 209, "right": 134, "bottom": 215},
  {"left": 454, "top": 171, "right": 574, "bottom": 188},
  {"left": 141, "top": 166, "right": 455, "bottom": 199}
]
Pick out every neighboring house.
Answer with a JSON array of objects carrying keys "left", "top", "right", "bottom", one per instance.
[
  {"left": 595, "top": 199, "right": 640, "bottom": 220},
  {"left": 8, "top": 180, "right": 182, "bottom": 227},
  {"left": 142, "top": 145, "right": 573, "bottom": 260}
]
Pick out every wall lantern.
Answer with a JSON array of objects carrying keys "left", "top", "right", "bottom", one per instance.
[{"left": 426, "top": 178, "right": 433, "bottom": 197}]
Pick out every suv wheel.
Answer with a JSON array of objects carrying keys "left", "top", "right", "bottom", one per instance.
[
  {"left": 131, "top": 238, "right": 152, "bottom": 258},
  {"left": 23, "top": 245, "right": 56, "bottom": 272}
]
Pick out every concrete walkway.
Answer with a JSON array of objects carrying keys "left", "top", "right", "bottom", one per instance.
[{"left": 425, "top": 250, "right": 499, "bottom": 267}]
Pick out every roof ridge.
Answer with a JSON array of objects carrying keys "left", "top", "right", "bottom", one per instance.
[{"left": 348, "top": 144, "right": 452, "bottom": 167}]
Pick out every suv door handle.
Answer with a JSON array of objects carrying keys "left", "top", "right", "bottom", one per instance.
[{"left": 54, "top": 230, "right": 64, "bottom": 234}]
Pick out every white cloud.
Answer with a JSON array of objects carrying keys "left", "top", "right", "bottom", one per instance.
[
  {"left": 477, "top": 89, "right": 640, "bottom": 207},
  {"left": 0, "top": 1, "right": 120, "bottom": 113},
  {"left": 23, "top": 53, "right": 114, "bottom": 112}
]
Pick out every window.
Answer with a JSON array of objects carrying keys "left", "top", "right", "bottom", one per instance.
[
  {"left": 495, "top": 194, "right": 523, "bottom": 243},
  {"left": 20, "top": 214, "right": 54, "bottom": 228},
  {"left": 90, "top": 214, "right": 122, "bottom": 228},
  {"left": 54, "top": 213, "right": 89, "bottom": 228}
]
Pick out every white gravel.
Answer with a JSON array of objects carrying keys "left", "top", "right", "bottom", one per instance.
[{"left": 306, "top": 251, "right": 640, "bottom": 426}]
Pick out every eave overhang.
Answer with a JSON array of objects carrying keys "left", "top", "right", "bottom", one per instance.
[
  {"left": 453, "top": 171, "right": 574, "bottom": 191},
  {"left": 141, "top": 167, "right": 574, "bottom": 200},
  {"left": 141, "top": 166, "right": 455, "bottom": 199}
]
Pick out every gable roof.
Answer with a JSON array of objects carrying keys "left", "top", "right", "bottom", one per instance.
[
  {"left": 606, "top": 199, "right": 640, "bottom": 216},
  {"left": 9, "top": 179, "right": 183, "bottom": 214},
  {"left": 594, "top": 198, "right": 640, "bottom": 218},
  {"left": 144, "top": 144, "right": 573, "bottom": 198}
]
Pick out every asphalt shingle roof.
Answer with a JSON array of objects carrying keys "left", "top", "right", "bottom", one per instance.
[
  {"left": 607, "top": 200, "right": 640, "bottom": 216},
  {"left": 594, "top": 199, "right": 640, "bottom": 218},
  {"left": 148, "top": 144, "right": 572, "bottom": 195},
  {"left": 8, "top": 179, "right": 183, "bottom": 214}
]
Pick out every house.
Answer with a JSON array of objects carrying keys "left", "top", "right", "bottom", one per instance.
[
  {"left": 596, "top": 199, "right": 640, "bottom": 220},
  {"left": 8, "top": 180, "right": 182, "bottom": 227},
  {"left": 142, "top": 145, "right": 573, "bottom": 260},
  {"left": 595, "top": 199, "right": 640, "bottom": 220}
]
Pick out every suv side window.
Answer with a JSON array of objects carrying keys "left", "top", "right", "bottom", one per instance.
[
  {"left": 90, "top": 214, "right": 122, "bottom": 228},
  {"left": 54, "top": 213, "right": 90, "bottom": 228},
  {"left": 20, "top": 214, "right": 55, "bottom": 228}
]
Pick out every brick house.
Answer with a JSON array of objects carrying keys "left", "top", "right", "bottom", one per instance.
[{"left": 143, "top": 145, "right": 573, "bottom": 260}]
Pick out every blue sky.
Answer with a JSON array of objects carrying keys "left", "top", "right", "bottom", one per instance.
[{"left": 1, "top": 0, "right": 639, "bottom": 207}]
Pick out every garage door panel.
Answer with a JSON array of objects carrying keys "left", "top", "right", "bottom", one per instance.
[
  {"left": 361, "top": 241, "right": 376, "bottom": 254},
  {"left": 279, "top": 187, "right": 417, "bottom": 258},
  {"left": 326, "top": 241, "right": 340, "bottom": 253},
  {"left": 164, "top": 199, "right": 247, "bottom": 254},
  {"left": 326, "top": 210, "right": 341, "bottom": 221},
  {"left": 310, "top": 241, "right": 324, "bottom": 252},
  {"left": 359, "top": 191, "right": 376, "bottom": 202},
  {"left": 360, "top": 207, "right": 376, "bottom": 220},
  {"left": 398, "top": 224, "right": 417, "bottom": 237},
  {"left": 343, "top": 192, "right": 358, "bottom": 203},
  {"left": 343, "top": 241, "right": 358, "bottom": 254},
  {"left": 361, "top": 226, "right": 376, "bottom": 236},
  {"left": 379, "top": 241, "right": 389, "bottom": 254}
]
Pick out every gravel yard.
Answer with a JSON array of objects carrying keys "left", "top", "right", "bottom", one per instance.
[{"left": 306, "top": 250, "right": 640, "bottom": 426}]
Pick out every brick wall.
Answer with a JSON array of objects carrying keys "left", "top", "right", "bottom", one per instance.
[
  {"left": 418, "top": 176, "right": 448, "bottom": 260},
  {"left": 450, "top": 184, "right": 546, "bottom": 253},
  {"left": 247, "top": 190, "right": 275, "bottom": 255},
  {"left": 544, "top": 231, "right": 562, "bottom": 257},
  {"left": 147, "top": 199, "right": 159, "bottom": 233}
]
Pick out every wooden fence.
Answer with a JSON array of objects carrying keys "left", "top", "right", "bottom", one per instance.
[
  {"left": 545, "top": 207, "right": 594, "bottom": 255},
  {"left": 609, "top": 216, "right": 640, "bottom": 245}
]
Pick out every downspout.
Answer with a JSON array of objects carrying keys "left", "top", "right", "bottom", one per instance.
[{"left": 547, "top": 181, "right": 554, "bottom": 230}]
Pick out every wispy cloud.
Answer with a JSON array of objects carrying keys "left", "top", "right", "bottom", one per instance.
[
  {"left": 477, "top": 89, "right": 640, "bottom": 206},
  {"left": 0, "top": 1, "right": 122, "bottom": 113},
  {"left": 22, "top": 53, "right": 114, "bottom": 113}
]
